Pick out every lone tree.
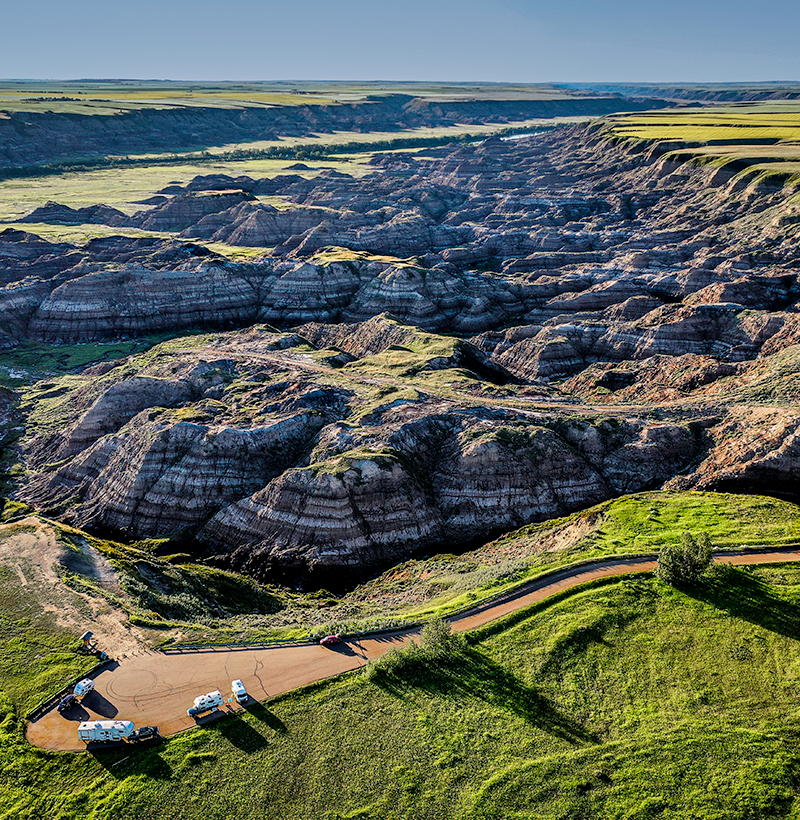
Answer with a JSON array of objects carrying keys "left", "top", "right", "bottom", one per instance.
[{"left": 657, "top": 531, "right": 713, "bottom": 586}]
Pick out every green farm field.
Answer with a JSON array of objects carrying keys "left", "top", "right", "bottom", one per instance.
[
  {"left": 602, "top": 103, "right": 800, "bottom": 186},
  {"left": 604, "top": 103, "right": 800, "bottom": 143},
  {"left": 0, "top": 81, "right": 577, "bottom": 116}
]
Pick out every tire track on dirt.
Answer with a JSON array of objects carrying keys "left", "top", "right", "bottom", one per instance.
[{"left": 27, "top": 546, "right": 800, "bottom": 751}]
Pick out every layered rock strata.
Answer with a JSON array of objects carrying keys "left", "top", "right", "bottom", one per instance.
[{"left": 7, "top": 116, "right": 800, "bottom": 582}]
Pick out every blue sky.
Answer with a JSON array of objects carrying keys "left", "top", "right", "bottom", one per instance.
[{"left": 2, "top": 0, "right": 798, "bottom": 83}]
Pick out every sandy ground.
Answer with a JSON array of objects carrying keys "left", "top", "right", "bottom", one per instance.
[
  {"left": 26, "top": 548, "right": 800, "bottom": 752},
  {"left": 0, "top": 518, "right": 145, "bottom": 656}
]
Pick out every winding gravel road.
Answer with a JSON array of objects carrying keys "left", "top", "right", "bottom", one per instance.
[{"left": 27, "top": 547, "right": 800, "bottom": 752}]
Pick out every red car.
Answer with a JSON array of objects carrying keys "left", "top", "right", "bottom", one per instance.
[{"left": 319, "top": 634, "right": 342, "bottom": 646}]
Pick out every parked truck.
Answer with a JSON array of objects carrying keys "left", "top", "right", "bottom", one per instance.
[
  {"left": 73, "top": 678, "right": 95, "bottom": 698},
  {"left": 78, "top": 720, "right": 134, "bottom": 743},
  {"left": 187, "top": 689, "right": 224, "bottom": 718}
]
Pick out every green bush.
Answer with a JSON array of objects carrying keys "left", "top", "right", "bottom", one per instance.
[
  {"left": 419, "top": 617, "right": 464, "bottom": 657},
  {"left": 657, "top": 531, "right": 713, "bottom": 586},
  {"left": 366, "top": 618, "right": 465, "bottom": 681}
]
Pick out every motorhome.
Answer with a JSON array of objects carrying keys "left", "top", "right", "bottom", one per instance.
[
  {"left": 187, "top": 689, "right": 224, "bottom": 718},
  {"left": 231, "top": 679, "right": 248, "bottom": 704},
  {"left": 73, "top": 678, "right": 95, "bottom": 698}
]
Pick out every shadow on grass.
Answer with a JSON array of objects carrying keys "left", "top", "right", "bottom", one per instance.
[
  {"left": 89, "top": 746, "right": 172, "bottom": 780},
  {"left": 216, "top": 715, "right": 269, "bottom": 753},
  {"left": 372, "top": 646, "right": 596, "bottom": 745},
  {"left": 687, "top": 565, "right": 800, "bottom": 640},
  {"left": 243, "top": 701, "right": 287, "bottom": 734}
]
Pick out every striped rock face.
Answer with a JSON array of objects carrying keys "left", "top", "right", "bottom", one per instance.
[{"left": 5, "top": 118, "right": 800, "bottom": 585}]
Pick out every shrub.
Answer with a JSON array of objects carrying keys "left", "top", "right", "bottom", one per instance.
[
  {"left": 657, "top": 531, "right": 713, "bottom": 586},
  {"left": 420, "top": 617, "right": 465, "bottom": 657},
  {"left": 366, "top": 618, "right": 465, "bottom": 681}
]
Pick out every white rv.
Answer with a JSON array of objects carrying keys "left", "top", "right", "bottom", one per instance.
[
  {"left": 231, "top": 679, "right": 248, "bottom": 704},
  {"left": 78, "top": 720, "right": 135, "bottom": 743},
  {"left": 73, "top": 678, "right": 95, "bottom": 698},
  {"left": 187, "top": 689, "right": 224, "bottom": 717}
]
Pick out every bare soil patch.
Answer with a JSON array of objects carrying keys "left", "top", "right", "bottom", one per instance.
[{"left": 0, "top": 517, "right": 144, "bottom": 656}]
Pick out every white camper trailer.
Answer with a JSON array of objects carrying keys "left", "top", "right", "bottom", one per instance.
[
  {"left": 78, "top": 720, "right": 135, "bottom": 743},
  {"left": 73, "top": 678, "right": 95, "bottom": 698},
  {"left": 187, "top": 689, "right": 224, "bottom": 718}
]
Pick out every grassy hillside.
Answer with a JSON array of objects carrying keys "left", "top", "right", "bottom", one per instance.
[
  {"left": 3, "top": 490, "right": 798, "bottom": 649},
  {"left": 0, "top": 563, "right": 92, "bottom": 713},
  {"left": 5, "top": 560, "right": 800, "bottom": 818},
  {"left": 605, "top": 104, "right": 800, "bottom": 143},
  {"left": 326, "top": 490, "right": 800, "bottom": 626}
]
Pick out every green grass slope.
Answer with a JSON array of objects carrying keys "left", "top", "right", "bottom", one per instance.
[
  {"left": 6, "top": 563, "right": 800, "bottom": 818},
  {"left": 6, "top": 490, "right": 797, "bottom": 648},
  {"left": 601, "top": 103, "right": 800, "bottom": 188}
]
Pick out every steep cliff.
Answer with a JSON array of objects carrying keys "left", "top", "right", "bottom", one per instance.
[
  {"left": 16, "top": 324, "right": 702, "bottom": 583},
  {"left": 0, "top": 94, "right": 666, "bottom": 168}
]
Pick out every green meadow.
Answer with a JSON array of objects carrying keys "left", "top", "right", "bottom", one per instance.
[
  {"left": 5, "top": 547, "right": 800, "bottom": 818},
  {"left": 3, "top": 488, "right": 800, "bottom": 649},
  {"left": 603, "top": 104, "right": 800, "bottom": 144},
  {"left": 602, "top": 103, "right": 800, "bottom": 187}
]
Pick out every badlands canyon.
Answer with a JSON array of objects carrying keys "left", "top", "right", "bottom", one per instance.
[{"left": 3, "top": 95, "right": 800, "bottom": 586}]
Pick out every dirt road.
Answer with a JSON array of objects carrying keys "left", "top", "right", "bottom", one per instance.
[{"left": 26, "top": 547, "right": 800, "bottom": 752}]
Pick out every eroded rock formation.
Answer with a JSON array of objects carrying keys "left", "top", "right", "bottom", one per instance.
[{"left": 6, "top": 119, "right": 800, "bottom": 582}]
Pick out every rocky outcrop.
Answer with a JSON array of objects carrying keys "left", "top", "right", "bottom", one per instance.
[
  {"left": 182, "top": 202, "right": 348, "bottom": 247},
  {"left": 200, "top": 409, "right": 698, "bottom": 581},
  {"left": 30, "top": 410, "right": 325, "bottom": 536},
  {"left": 55, "top": 376, "right": 197, "bottom": 459},
  {"left": 562, "top": 354, "right": 739, "bottom": 403},
  {"left": 8, "top": 124, "right": 800, "bottom": 355},
  {"left": 131, "top": 191, "right": 256, "bottom": 232},
  {"left": 0, "top": 279, "right": 54, "bottom": 347},
  {"left": 0, "top": 94, "right": 668, "bottom": 169},
  {"left": 25, "top": 264, "right": 266, "bottom": 342},
  {"left": 19, "top": 201, "right": 132, "bottom": 227},
  {"left": 8, "top": 112, "right": 800, "bottom": 585},
  {"left": 666, "top": 407, "right": 800, "bottom": 498},
  {"left": 296, "top": 314, "right": 514, "bottom": 383},
  {"left": 15, "top": 319, "right": 701, "bottom": 582},
  {"left": 0, "top": 228, "right": 82, "bottom": 285},
  {"left": 203, "top": 454, "right": 440, "bottom": 577}
]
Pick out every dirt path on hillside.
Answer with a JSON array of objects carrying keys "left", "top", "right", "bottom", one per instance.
[
  {"left": 27, "top": 546, "right": 800, "bottom": 752},
  {"left": 0, "top": 518, "right": 145, "bottom": 657}
]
